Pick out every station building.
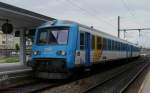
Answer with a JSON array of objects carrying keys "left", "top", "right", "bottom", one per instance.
[{"left": 0, "top": 31, "right": 19, "bottom": 49}]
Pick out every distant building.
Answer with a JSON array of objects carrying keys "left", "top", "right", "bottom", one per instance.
[{"left": 0, "top": 31, "right": 20, "bottom": 49}]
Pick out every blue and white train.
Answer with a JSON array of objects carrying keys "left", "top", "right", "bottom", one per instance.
[{"left": 31, "top": 20, "right": 140, "bottom": 78}]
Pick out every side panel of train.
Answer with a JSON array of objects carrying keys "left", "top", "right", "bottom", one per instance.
[{"left": 74, "top": 25, "right": 140, "bottom": 67}]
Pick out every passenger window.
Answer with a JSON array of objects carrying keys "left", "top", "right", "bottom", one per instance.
[
  {"left": 120, "top": 43, "right": 122, "bottom": 50},
  {"left": 103, "top": 38, "right": 106, "bottom": 50},
  {"left": 115, "top": 41, "right": 118, "bottom": 50},
  {"left": 114, "top": 41, "right": 116, "bottom": 50},
  {"left": 110, "top": 40, "right": 112, "bottom": 50},
  {"left": 117, "top": 42, "right": 119, "bottom": 50},
  {"left": 105, "top": 39, "right": 108, "bottom": 50},
  {"left": 97, "top": 37, "right": 102, "bottom": 49},
  {"left": 117, "top": 42, "right": 119, "bottom": 51},
  {"left": 120, "top": 42, "right": 121, "bottom": 51},
  {"left": 112, "top": 40, "right": 114, "bottom": 50},
  {"left": 122, "top": 43, "right": 124, "bottom": 51},
  {"left": 118, "top": 42, "right": 121, "bottom": 51},
  {"left": 121, "top": 43, "right": 123, "bottom": 51},
  {"left": 80, "top": 33, "right": 84, "bottom": 50},
  {"left": 108, "top": 39, "right": 111, "bottom": 50}
]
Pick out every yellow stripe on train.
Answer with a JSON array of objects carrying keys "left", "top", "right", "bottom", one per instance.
[{"left": 93, "top": 36, "right": 103, "bottom": 63}]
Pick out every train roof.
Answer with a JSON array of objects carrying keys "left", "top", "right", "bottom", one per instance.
[
  {"left": 55, "top": 20, "right": 139, "bottom": 47},
  {"left": 80, "top": 24, "right": 137, "bottom": 46}
]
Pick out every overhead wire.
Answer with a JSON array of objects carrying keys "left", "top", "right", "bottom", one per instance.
[
  {"left": 65, "top": 0, "right": 116, "bottom": 28},
  {"left": 120, "top": 0, "right": 145, "bottom": 46},
  {"left": 56, "top": 0, "right": 107, "bottom": 30},
  {"left": 121, "top": 0, "right": 149, "bottom": 48},
  {"left": 121, "top": 0, "right": 141, "bottom": 28},
  {"left": 81, "top": 0, "right": 116, "bottom": 24}
]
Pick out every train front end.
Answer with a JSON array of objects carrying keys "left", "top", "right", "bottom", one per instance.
[{"left": 31, "top": 21, "right": 78, "bottom": 79}]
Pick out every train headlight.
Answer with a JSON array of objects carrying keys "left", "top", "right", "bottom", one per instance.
[
  {"left": 57, "top": 50, "right": 66, "bottom": 56},
  {"left": 32, "top": 51, "right": 40, "bottom": 55}
]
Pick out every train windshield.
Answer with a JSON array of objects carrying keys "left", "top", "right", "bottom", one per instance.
[{"left": 37, "top": 27, "right": 69, "bottom": 45}]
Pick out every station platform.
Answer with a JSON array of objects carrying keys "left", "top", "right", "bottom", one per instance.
[
  {"left": 139, "top": 67, "right": 150, "bottom": 93},
  {"left": 0, "top": 63, "right": 31, "bottom": 73},
  {"left": 0, "top": 63, "right": 32, "bottom": 89}
]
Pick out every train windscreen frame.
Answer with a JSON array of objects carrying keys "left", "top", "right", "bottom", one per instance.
[{"left": 37, "top": 27, "right": 69, "bottom": 45}]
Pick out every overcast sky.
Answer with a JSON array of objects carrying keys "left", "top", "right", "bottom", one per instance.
[{"left": 0, "top": 0, "right": 150, "bottom": 48}]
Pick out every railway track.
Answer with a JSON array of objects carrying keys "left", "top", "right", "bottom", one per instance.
[
  {"left": 0, "top": 68, "right": 32, "bottom": 90},
  {"left": 1, "top": 58, "right": 149, "bottom": 93},
  {"left": 40, "top": 58, "right": 150, "bottom": 93},
  {"left": 1, "top": 80, "right": 59, "bottom": 93},
  {"left": 82, "top": 59, "right": 149, "bottom": 93}
]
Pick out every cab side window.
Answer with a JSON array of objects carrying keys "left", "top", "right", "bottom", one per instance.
[
  {"left": 80, "top": 32, "right": 85, "bottom": 50},
  {"left": 91, "top": 35, "right": 95, "bottom": 50}
]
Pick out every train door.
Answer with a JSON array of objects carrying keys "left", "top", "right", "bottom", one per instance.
[
  {"left": 93, "top": 36, "right": 103, "bottom": 63},
  {"left": 75, "top": 32, "right": 85, "bottom": 66},
  {"left": 126, "top": 44, "right": 128, "bottom": 58},
  {"left": 94, "top": 36, "right": 97, "bottom": 63},
  {"left": 85, "top": 32, "right": 91, "bottom": 66},
  {"left": 91, "top": 35, "right": 96, "bottom": 63},
  {"left": 91, "top": 35, "right": 103, "bottom": 63},
  {"left": 130, "top": 46, "right": 133, "bottom": 57},
  {"left": 76, "top": 31, "right": 90, "bottom": 66}
]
